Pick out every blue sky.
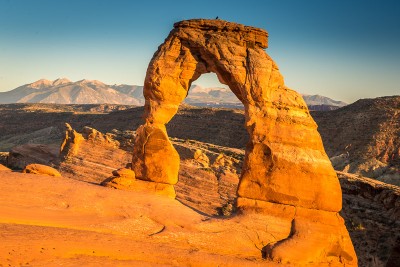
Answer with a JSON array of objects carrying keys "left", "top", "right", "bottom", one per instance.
[{"left": 0, "top": 0, "right": 399, "bottom": 102}]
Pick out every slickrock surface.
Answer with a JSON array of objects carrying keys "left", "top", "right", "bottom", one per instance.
[
  {"left": 1, "top": 125, "right": 398, "bottom": 265},
  {"left": 0, "top": 164, "right": 11, "bottom": 171},
  {"left": 2, "top": 169, "right": 396, "bottom": 266},
  {"left": 0, "top": 171, "right": 286, "bottom": 267},
  {"left": 129, "top": 19, "right": 355, "bottom": 265}
]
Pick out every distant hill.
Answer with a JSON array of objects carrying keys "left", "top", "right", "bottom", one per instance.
[
  {"left": 312, "top": 96, "right": 400, "bottom": 185},
  {"left": 0, "top": 79, "right": 347, "bottom": 110},
  {"left": 0, "top": 79, "right": 143, "bottom": 105},
  {"left": 302, "top": 94, "right": 347, "bottom": 107},
  {"left": 185, "top": 85, "right": 348, "bottom": 110},
  {"left": 184, "top": 85, "right": 242, "bottom": 107}
]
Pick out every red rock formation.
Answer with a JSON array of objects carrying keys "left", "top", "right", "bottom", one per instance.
[
  {"left": 58, "top": 125, "right": 131, "bottom": 184},
  {"left": 129, "top": 19, "right": 356, "bottom": 265},
  {"left": 131, "top": 124, "right": 179, "bottom": 185}
]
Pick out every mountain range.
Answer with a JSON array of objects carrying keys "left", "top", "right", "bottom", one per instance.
[
  {"left": 0, "top": 79, "right": 143, "bottom": 105},
  {"left": 0, "top": 78, "right": 347, "bottom": 109}
]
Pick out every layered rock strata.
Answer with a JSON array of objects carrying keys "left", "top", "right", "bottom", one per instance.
[
  {"left": 130, "top": 19, "right": 356, "bottom": 265},
  {"left": 58, "top": 125, "right": 131, "bottom": 184}
]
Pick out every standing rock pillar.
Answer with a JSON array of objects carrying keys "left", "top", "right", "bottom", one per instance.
[{"left": 131, "top": 124, "right": 179, "bottom": 184}]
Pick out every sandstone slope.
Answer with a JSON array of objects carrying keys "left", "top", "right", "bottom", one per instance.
[{"left": 0, "top": 171, "right": 287, "bottom": 267}]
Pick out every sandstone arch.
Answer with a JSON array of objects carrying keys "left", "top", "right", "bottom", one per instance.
[{"left": 130, "top": 19, "right": 357, "bottom": 265}]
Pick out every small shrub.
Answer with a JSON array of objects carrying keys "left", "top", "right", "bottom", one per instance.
[{"left": 218, "top": 202, "right": 237, "bottom": 217}]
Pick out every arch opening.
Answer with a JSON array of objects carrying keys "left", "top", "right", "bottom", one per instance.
[
  {"left": 184, "top": 72, "right": 244, "bottom": 110},
  {"left": 165, "top": 71, "right": 246, "bottom": 216}
]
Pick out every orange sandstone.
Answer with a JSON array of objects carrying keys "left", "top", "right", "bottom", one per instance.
[
  {"left": 102, "top": 167, "right": 175, "bottom": 198},
  {"left": 22, "top": 163, "right": 61, "bottom": 177},
  {"left": 60, "top": 123, "right": 84, "bottom": 160},
  {"left": 0, "top": 164, "right": 11, "bottom": 171}
]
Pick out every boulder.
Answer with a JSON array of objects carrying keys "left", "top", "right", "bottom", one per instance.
[
  {"left": 212, "top": 153, "right": 236, "bottom": 173},
  {"left": 193, "top": 149, "right": 210, "bottom": 167},
  {"left": 58, "top": 125, "right": 132, "bottom": 184},
  {"left": 22, "top": 164, "right": 61, "bottom": 177},
  {"left": 112, "top": 167, "right": 135, "bottom": 179},
  {"left": 102, "top": 167, "right": 175, "bottom": 198},
  {"left": 0, "top": 152, "right": 9, "bottom": 166}
]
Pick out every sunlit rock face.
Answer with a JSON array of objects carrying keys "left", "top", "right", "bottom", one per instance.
[
  {"left": 131, "top": 19, "right": 357, "bottom": 265},
  {"left": 60, "top": 123, "right": 83, "bottom": 161}
]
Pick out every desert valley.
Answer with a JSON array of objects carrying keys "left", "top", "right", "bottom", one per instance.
[{"left": 0, "top": 17, "right": 399, "bottom": 267}]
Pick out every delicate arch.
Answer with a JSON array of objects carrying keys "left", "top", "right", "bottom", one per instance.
[
  {"left": 132, "top": 19, "right": 341, "bottom": 211},
  {"left": 127, "top": 19, "right": 357, "bottom": 265}
]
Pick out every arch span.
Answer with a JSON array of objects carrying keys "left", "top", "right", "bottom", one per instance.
[
  {"left": 132, "top": 19, "right": 340, "bottom": 211},
  {"left": 128, "top": 19, "right": 357, "bottom": 265}
]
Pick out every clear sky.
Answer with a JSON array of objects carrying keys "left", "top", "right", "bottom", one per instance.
[{"left": 0, "top": 0, "right": 399, "bottom": 103}]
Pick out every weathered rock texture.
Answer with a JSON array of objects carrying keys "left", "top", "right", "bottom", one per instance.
[
  {"left": 131, "top": 125, "right": 179, "bottom": 185},
  {"left": 130, "top": 19, "right": 356, "bottom": 265},
  {"left": 60, "top": 123, "right": 83, "bottom": 161}
]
